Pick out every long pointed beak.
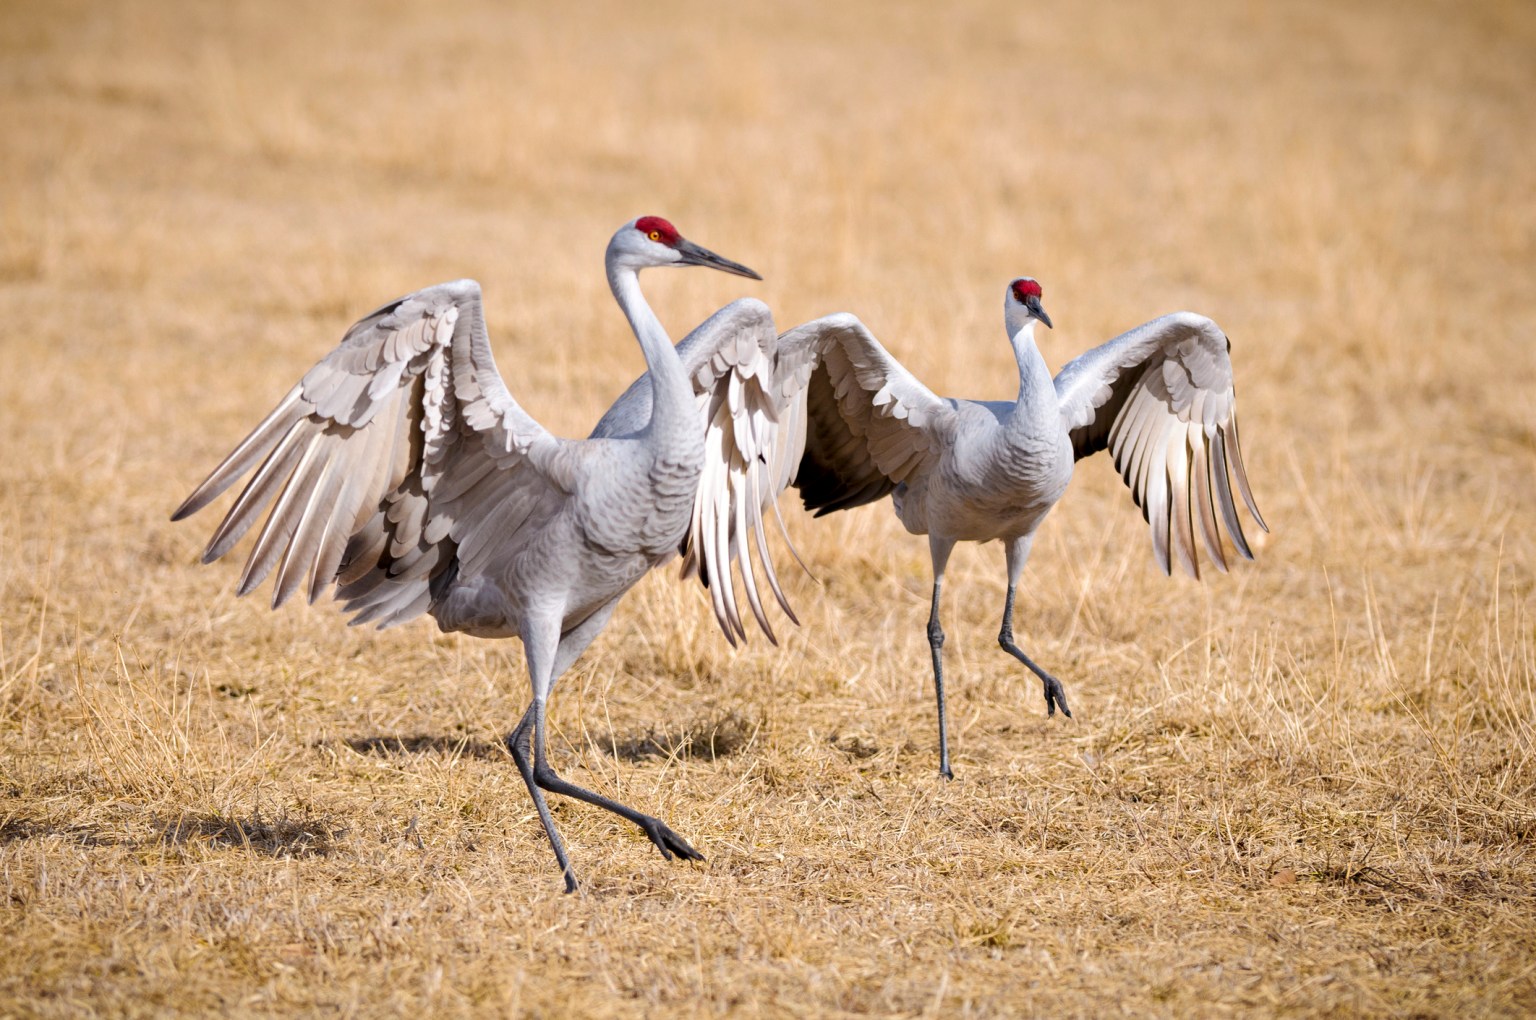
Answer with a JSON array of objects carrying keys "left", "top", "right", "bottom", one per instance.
[
  {"left": 675, "top": 238, "right": 762, "bottom": 280},
  {"left": 1027, "top": 295, "right": 1053, "bottom": 329}
]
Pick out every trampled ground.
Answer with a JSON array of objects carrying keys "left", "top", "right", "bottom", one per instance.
[{"left": 2, "top": 0, "right": 1534, "bottom": 1015}]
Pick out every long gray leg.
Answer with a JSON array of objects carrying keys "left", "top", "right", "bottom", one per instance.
[
  {"left": 998, "top": 536, "right": 1071, "bottom": 718},
  {"left": 506, "top": 603, "right": 615, "bottom": 773},
  {"left": 927, "top": 536, "right": 958, "bottom": 779},
  {"left": 509, "top": 600, "right": 702, "bottom": 888},
  {"left": 530, "top": 702, "right": 703, "bottom": 865},
  {"left": 507, "top": 612, "right": 579, "bottom": 893}
]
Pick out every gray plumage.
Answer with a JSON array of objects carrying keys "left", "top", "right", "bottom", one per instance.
[
  {"left": 590, "top": 299, "right": 808, "bottom": 645},
  {"left": 779, "top": 278, "right": 1268, "bottom": 778},
  {"left": 173, "top": 216, "right": 794, "bottom": 892}
]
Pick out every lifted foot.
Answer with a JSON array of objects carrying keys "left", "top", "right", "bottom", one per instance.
[
  {"left": 1000, "top": 630, "right": 1073, "bottom": 720},
  {"left": 1041, "top": 672, "right": 1072, "bottom": 719},
  {"left": 531, "top": 760, "right": 705, "bottom": 868},
  {"left": 638, "top": 815, "right": 705, "bottom": 862}
]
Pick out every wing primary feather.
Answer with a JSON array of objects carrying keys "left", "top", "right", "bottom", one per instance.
[
  {"left": 712, "top": 462, "right": 744, "bottom": 641},
  {"left": 768, "top": 495, "right": 814, "bottom": 587},
  {"left": 316, "top": 415, "right": 394, "bottom": 599},
  {"left": 300, "top": 431, "right": 378, "bottom": 604},
  {"left": 732, "top": 461, "right": 776, "bottom": 645},
  {"left": 1166, "top": 429, "right": 1199, "bottom": 579},
  {"left": 752, "top": 459, "right": 801, "bottom": 623},
  {"left": 1146, "top": 440, "right": 1171, "bottom": 575},
  {"left": 1224, "top": 412, "right": 1268, "bottom": 532},
  {"left": 748, "top": 442, "right": 792, "bottom": 634},
  {"left": 172, "top": 386, "right": 307, "bottom": 521},
  {"left": 694, "top": 443, "right": 739, "bottom": 645},
  {"left": 307, "top": 494, "right": 353, "bottom": 604},
  {"left": 1189, "top": 428, "right": 1227, "bottom": 572},
  {"left": 1121, "top": 389, "right": 1160, "bottom": 514},
  {"left": 238, "top": 436, "right": 329, "bottom": 598},
  {"left": 1211, "top": 429, "right": 1254, "bottom": 560},
  {"left": 201, "top": 418, "right": 311, "bottom": 563},
  {"left": 272, "top": 436, "right": 348, "bottom": 606},
  {"left": 1120, "top": 407, "right": 1154, "bottom": 518}
]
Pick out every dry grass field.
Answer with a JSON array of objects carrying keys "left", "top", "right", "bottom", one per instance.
[{"left": 3, "top": 0, "right": 1535, "bottom": 1014}]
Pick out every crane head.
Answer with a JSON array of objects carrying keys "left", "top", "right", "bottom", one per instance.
[
  {"left": 1006, "top": 277, "right": 1053, "bottom": 329},
  {"left": 612, "top": 216, "right": 763, "bottom": 280}
]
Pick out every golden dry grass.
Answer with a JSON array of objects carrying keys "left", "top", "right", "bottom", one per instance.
[{"left": 3, "top": 0, "right": 1536, "bottom": 1015}]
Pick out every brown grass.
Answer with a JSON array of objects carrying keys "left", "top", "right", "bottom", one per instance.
[{"left": 3, "top": 0, "right": 1536, "bottom": 1014}]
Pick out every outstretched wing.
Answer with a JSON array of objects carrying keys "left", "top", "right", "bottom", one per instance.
[
  {"left": 1053, "top": 311, "right": 1267, "bottom": 577},
  {"left": 173, "top": 279, "right": 565, "bottom": 627},
  {"left": 591, "top": 298, "right": 802, "bottom": 646},
  {"left": 783, "top": 313, "right": 956, "bottom": 516}
]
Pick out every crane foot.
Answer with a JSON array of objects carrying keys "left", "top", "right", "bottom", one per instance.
[
  {"left": 999, "top": 633, "right": 1073, "bottom": 719},
  {"left": 1043, "top": 674, "right": 1072, "bottom": 719},
  {"left": 638, "top": 815, "right": 705, "bottom": 862}
]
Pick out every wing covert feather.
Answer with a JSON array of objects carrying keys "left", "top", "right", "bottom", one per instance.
[{"left": 781, "top": 314, "right": 954, "bottom": 517}]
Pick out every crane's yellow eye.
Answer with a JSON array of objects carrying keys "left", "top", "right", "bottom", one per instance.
[{"left": 648, "top": 230, "right": 661, "bottom": 241}]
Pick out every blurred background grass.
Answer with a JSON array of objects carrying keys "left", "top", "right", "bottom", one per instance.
[{"left": 2, "top": 0, "right": 1534, "bottom": 1015}]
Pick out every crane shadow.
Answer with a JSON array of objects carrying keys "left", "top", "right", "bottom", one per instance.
[
  {"left": 1, "top": 813, "right": 336, "bottom": 856},
  {"left": 0, "top": 817, "right": 123, "bottom": 847},
  {"left": 598, "top": 710, "right": 759, "bottom": 763},
  {"left": 336, "top": 734, "right": 508, "bottom": 760},
  {"left": 333, "top": 716, "right": 758, "bottom": 766},
  {"left": 157, "top": 810, "right": 344, "bottom": 857}
]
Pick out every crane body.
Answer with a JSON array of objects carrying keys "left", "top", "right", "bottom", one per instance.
[
  {"left": 174, "top": 217, "right": 788, "bottom": 891},
  {"left": 780, "top": 280, "right": 1267, "bottom": 777}
]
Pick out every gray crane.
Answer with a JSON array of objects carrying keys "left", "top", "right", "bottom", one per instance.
[
  {"left": 778, "top": 278, "right": 1267, "bottom": 778},
  {"left": 172, "top": 216, "right": 797, "bottom": 892}
]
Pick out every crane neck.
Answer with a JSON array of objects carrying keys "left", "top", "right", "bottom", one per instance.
[
  {"left": 1007, "top": 319, "right": 1056, "bottom": 410},
  {"left": 607, "top": 260, "right": 694, "bottom": 441}
]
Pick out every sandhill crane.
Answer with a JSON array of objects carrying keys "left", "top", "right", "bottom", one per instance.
[
  {"left": 172, "top": 216, "right": 795, "bottom": 892},
  {"left": 777, "top": 278, "right": 1267, "bottom": 778}
]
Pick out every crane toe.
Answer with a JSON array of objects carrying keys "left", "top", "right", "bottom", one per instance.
[
  {"left": 1042, "top": 674, "right": 1072, "bottom": 719},
  {"left": 640, "top": 816, "right": 705, "bottom": 862}
]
